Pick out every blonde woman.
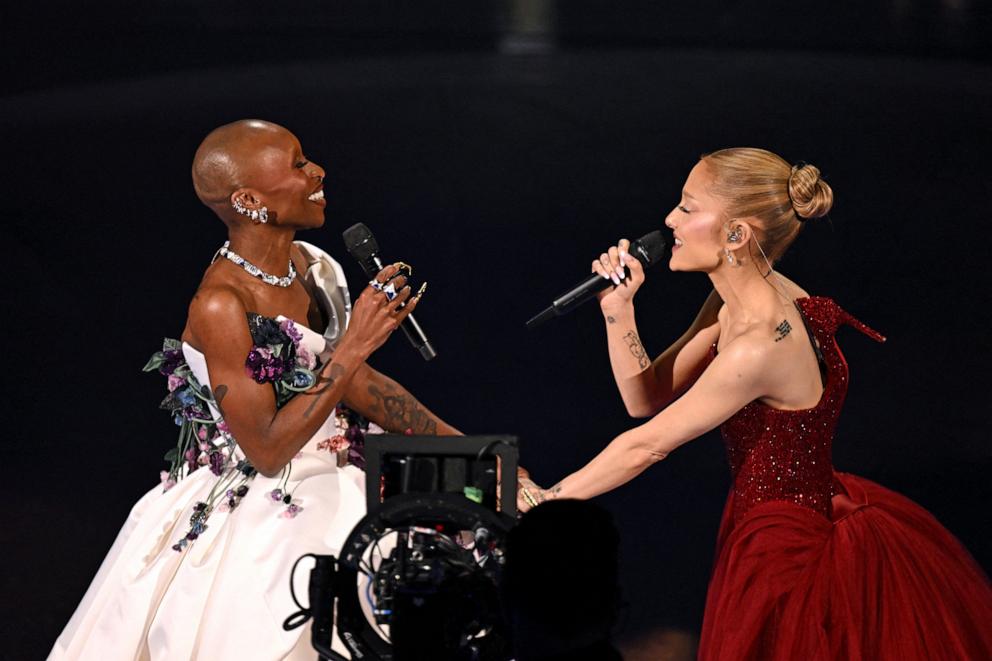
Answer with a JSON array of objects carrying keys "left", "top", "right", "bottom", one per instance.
[{"left": 519, "top": 149, "right": 992, "bottom": 660}]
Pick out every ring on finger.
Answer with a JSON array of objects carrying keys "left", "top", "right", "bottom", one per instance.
[
  {"left": 369, "top": 279, "right": 385, "bottom": 292},
  {"left": 521, "top": 488, "right": 539, "bottom": 509}
]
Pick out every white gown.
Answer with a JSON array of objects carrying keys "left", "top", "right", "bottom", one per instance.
[{"left": 50, "top": 243, "right": 370, "bottom": 660}]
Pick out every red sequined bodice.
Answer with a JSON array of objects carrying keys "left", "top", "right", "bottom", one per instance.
[{"left": 715, "top": 297, "right": 885, "bottom": 524}]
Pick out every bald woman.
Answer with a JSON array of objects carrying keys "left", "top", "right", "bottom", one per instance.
[{"left": 50, "top": 120, "right": 460, "bottom": 660}]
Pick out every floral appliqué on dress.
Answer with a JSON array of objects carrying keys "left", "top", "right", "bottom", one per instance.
[{"left": 144, "top": 315, "right": 371, "bottom": 552}]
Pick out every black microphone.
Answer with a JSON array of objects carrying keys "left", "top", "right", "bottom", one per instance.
[
  {"left": 343, "top": 222, "right": 437, "bottom": 361},
  {"left": 526, "top": 230, "right": 668, "bottom": 329}
]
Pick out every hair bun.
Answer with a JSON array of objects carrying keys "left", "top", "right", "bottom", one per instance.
[{"left": 788, "top": 163, "right": 833, "bottom": 220}]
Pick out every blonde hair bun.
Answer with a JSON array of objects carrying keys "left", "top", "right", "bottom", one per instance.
[{"left": 788, "top": 163, "right": 833, "bottom": 220}]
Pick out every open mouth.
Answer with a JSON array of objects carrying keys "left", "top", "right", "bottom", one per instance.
[
  {"left": 673, "top": 237, "right": 683, "bottom": 250},
  {"left": 307, "top": 188, "right": 325, "bottom": 205}
]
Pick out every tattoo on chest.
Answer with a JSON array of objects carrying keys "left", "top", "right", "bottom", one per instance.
[
  {"left": 367, "top": 384, "right": 438, "bottom": 434},
  {"left": 774, "top": 319, "right": 792, "bottom": 342},
  {"left": 622, "top": 331, "right": 651, "bottom": 369},
  {"left": 303, "top": 363, "right": 346, "bottom": 419}
]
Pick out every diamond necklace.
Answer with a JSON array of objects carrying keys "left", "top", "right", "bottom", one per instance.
[{"left": 214, "top": 241, "right": 297, "bottom": 288}]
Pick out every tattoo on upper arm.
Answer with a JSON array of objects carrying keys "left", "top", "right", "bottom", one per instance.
[
  {"left": 367, "top": 384, "right": 438, "bottom": 434},
  {"left": 213, "top": 385, "right": 229, "bottom": 416},
  {"left": 774, "top": 319, "right": 792, "bottom": 342},
  {"left": 303, "top": 363, "right": 346, "bottom": 419},
  {"left": 622, "top": 331, "right": 651, "bottom": 369}
]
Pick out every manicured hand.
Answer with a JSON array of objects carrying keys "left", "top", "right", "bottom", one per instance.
[{"left": 593, "top": 238, "right": 646, "bottom": 312}]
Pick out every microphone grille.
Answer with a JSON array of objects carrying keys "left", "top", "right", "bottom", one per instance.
[
  {"left": 632, "top": 230, "right": 668, "bottom": 266},
  {"left": 342, "top": 222, "right": 379, "bottom": 262}
]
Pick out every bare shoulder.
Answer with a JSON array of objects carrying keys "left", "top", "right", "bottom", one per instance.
[
  {"left": 718, "top": 328, "right": 778, "bottom": 367},
  {"left": 185, "top": 283, "right": 250, "bottom": 348}
]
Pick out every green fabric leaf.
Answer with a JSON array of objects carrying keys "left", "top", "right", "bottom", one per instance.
[{"left": 142, "top": 353, "right": 164, "bottom": 372}]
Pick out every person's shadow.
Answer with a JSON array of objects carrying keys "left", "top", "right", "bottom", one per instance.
[{"left": 502, "top": 499, "right": 624, "bottom": 660}]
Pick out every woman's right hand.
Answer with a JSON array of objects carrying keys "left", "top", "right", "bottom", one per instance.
[
  {"left": 593, "top": 238, "right": 646, "bottom": 312},
  {"left": 338, "top": 264, "right": 423, "bottom": 359}
]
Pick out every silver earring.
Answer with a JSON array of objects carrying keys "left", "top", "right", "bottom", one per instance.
[
  {"left": 727, "top": 228, "right": 742, "bottom": 243},
  {"left": 724, "top": 248, "right": 736, "bottom": 265},
  {"left": 232, "top": 200, "right": 268, "bottom": 224}
]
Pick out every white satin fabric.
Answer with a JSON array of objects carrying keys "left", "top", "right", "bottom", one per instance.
[{"left": 50, "top": 244, "right": 368, "bottom": 660}]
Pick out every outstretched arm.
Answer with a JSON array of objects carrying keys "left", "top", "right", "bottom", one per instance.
[
  {"left": 343, "top": 363, "right": 461, "bottom": 435},
  {"left": 519, "top": 334, "right": 771, "bottom": 508}
]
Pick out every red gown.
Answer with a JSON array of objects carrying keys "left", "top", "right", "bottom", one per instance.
[{"left": 698, "top": 297, "right": 992, "bottom": 660}]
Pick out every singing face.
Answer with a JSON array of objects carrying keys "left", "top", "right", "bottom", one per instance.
[
  {"left": 242, "top": 127, "right": 327, "bottom": 229},
  {"left": 665, "top": 160, "right": 728, "bottom": 273}
]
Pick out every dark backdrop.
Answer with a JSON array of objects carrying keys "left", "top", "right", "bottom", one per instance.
[{"left": 3, "top": 3, "right": 991, "bottom": 658}]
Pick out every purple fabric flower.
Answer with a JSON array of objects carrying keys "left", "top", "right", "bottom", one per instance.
[
  {"left": 282, "top": 503, "right": 303, "bottom": 519},
  {"left": 280, "top": 319, "right": 303, "bottom": 346},
  {"left": 167, "top": 374, "right": 185, "bottom": 392},
  {"left": 208, "top": 452, "right": 226, "bottom": 476},
  {"left": 158, "top": 349, "right": 183, "bottom": 376},
  {"left": 245, "top": 346, "right": 290, "bottom": 383}
]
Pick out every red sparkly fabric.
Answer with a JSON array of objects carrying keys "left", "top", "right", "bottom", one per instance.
[{"left": 698, "top": 297, "right": 992, "bottom": 661}]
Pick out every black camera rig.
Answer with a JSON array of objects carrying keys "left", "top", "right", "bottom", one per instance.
[{"left": 284, "top": 435, "right": 519, "bottom": 660}]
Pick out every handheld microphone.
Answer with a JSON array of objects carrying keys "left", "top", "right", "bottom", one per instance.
[
  {"left": 343, "top": 222, "right": 437, "bottom": 361},
  {"left": 526, "top": 230, "right": 668, "bottom": 329}
]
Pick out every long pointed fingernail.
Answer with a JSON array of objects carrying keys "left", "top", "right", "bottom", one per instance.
[
  {"left": 602, "top": 272, "right": 611, "bottom": 280},
  {"left": 619, "top": 251, "right": 627, "bottom": 266},
  {"left": 615, "top": 266, "right": 625, "bottom": 278},
  {"left": 415, "top": 281, "right": 427, "bottom": 298},
  {"left": 611, "top": 274, "right": 620, "bottom": 285}
]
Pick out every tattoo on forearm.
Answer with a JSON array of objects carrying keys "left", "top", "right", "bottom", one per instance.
[
  {"left": 367, "top": 384, "right": 439, "bottom": 434},
  {"left": 303, "top": 363, "right": 346, "bottom": 419},
  {"left": 533, "top": 482, "right": 563, "bottom": 505},
  {"left": 606, "top": 315, "right": 616, "bottom": 324},
  {"left": 774, "top": 319, "right": 792, "bottom": 342},
  {"left": 622, "top": 331, "right": 650, "bottom": 369}
]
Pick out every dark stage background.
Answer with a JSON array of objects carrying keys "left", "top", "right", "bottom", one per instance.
[{"left": 3, "top": 2, "right": 991, "bottom": 658}]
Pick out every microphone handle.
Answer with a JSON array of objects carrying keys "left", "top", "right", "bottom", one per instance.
[
  {"left": 526, "top": 272, "right": 614, "bottom": 329},
  {"left": 361, "top": 255, "right": 437, "bottom": 361}
]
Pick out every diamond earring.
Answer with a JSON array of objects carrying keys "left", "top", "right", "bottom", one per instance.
[
  {"left": 724, "top": 248, "right": 736, "bottom": 265},
  {"left": 232, "top": 200, "right": 268, "bottom": 224}
]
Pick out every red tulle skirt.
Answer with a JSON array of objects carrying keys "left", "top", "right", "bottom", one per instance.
[{"left": 699, "top": 472, "right": 992, "bottom": 660}]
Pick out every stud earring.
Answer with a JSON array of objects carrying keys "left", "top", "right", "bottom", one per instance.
[
  {"left": 232, "top": 200, "right": 268, "bottom": 224},
  {"left": 727, "top": 228, "right": 742, "bottom": 243}
]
